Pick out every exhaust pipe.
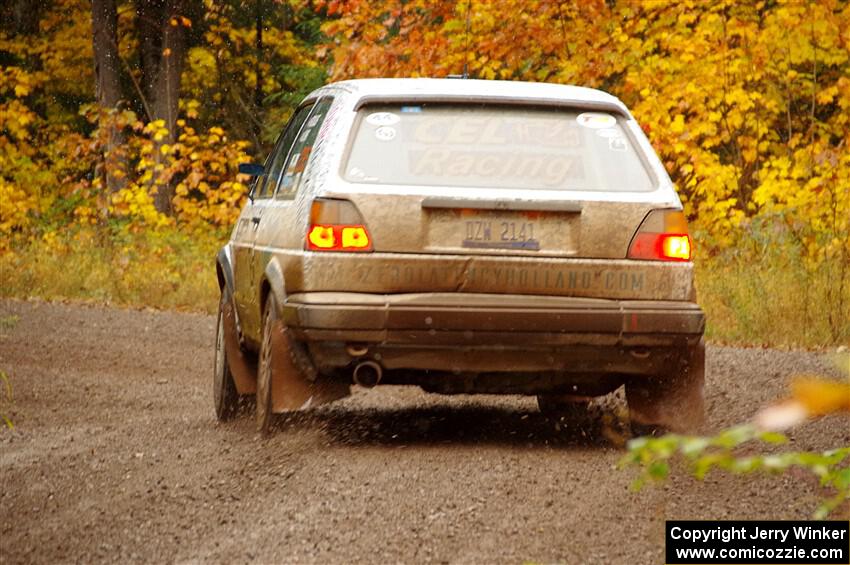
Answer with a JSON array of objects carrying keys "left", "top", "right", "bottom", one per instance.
[
  {"left": 353, "top": 361, "right": 382, "bottom": 388},
  {"left": 630, "top": 348, "right": 651, "bottom": 359},
  {"left": 345, "top": 343, "right": 369, "bottom": 357}
]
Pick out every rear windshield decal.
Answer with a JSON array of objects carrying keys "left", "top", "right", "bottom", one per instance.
[
  {"left": 608, "top": 137, "right": 629, "bottom": 151},
  {"left": 375, "top": 126, "right": 397, "bottom": 141},
  {"left": 410, "top": 149, "right": 581, "bottom": 187},
  {"left": 596, "top": 127, "right": 621, "bottom": 138},
  {"left": 576, "top": 112, "right": 617, "bottom": 129},
  {"left": 366, "top": 112, "right": 400, "bottom": 126},
  {"left": 608, "top": 138, "right": 628, "bottom": 152}
]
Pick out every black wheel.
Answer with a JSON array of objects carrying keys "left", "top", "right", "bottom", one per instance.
[
  {"left": 626, "top": 338, "right": 706, "bottom": 434},
  {"left": 213, "top": 287, "right": 239, "bottom": 421},
  {"left": 256, "top": 294, "right": 277, "bottom": 434}
]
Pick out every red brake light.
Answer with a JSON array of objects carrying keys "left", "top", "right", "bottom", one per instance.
[
  {"left": 341, "top": 226, "right": 370, "bottom": 248},
  {"left": 627, "top": 210, "right": 692, "bottom": 261},
  {"left": 308, "top": 225, "right": 337, "bottom": 249},
  {"left": 661, "top": 234, "right": 690, "bottom": 260},
  {"left": 306, "top": 198, "right": 373, "bottom": 252},
  {"left": 307, "top": 224, "right": 372, "bottom": 251}
]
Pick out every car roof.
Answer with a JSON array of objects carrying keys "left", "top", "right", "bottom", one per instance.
[{"left": 320, "top": 78, "right": 630, "bottom": 114}]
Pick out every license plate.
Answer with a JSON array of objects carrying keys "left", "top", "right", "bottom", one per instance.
[
  {"left": 425, "top": 209, "right": 577, "bottom": 255},
  {"left": 463, "top": 220, "right": 540, "bottom": 250}
]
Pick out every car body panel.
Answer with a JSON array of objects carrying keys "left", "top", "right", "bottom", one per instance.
[
  {"left": 284, "top": 253, "right": 695, "bottom": 301},
  {"left": 230, "top": 199, "right": 260, "bottom": 329}
]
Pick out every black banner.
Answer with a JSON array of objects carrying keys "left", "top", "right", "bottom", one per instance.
[{"left": 666, "top": 520, "right": 849, "bottom": 564}]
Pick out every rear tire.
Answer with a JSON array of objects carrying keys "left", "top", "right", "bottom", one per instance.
[
  {"left": 256, "top": 294, "right": 277, "bottom": 434},
  {"left": 213, "top": 287, "right": 240, "bottom": 421},
  {"left": 626, "top": 338, "right": 705, "bottom": 434}
]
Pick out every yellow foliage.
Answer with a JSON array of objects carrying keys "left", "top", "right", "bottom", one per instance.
[
  {"left": 0, "top": 179, "right": 36, "bottom": 244},
  {"left": 168, "top": 115, "right": 252, "bottom": 226}
]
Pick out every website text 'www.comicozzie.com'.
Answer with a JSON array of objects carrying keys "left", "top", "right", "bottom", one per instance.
[
  {"left": 666, "top": 521, "right": 849, "bottom": 565},
  {"left": 673, "top": 546, "right": 844, "bottom": 562}
]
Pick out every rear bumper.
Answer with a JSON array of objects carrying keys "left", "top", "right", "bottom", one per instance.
[
  {"left": 282, "top": 292, "right": 704, "bottom": 382},
  {"left": 282, "top": 292, "right": 703, "bottom": 376},
  {"left": 283, "top": 291, "right": 703, "bottom": 342}
]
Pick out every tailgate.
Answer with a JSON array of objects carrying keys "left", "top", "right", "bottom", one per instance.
[{"left": 344, "top": 193, "right": 655, "bottom": 260}]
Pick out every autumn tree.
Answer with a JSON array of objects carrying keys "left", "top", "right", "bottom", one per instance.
[
  {"left": 187, "top": 0, "right": 324, "bottom": 150},
  {"left": 91, "top": 0, "right": 126, "bottom": 193},
  {"left": 134, "top": 0, "right": 193, "bottom": 213}
]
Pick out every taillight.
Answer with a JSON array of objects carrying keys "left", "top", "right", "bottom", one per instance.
[
  {"left": 306, "top": 199, "right": 373, "bottom": 252},
  {"left": 661, "top": 234, "right": 690, "bottom": 260},
  {"left": 627, "top": 210, "right": 692, "bottom": 261}
]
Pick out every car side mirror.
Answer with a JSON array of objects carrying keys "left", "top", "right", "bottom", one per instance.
[
  {"left": 239, "top": 163, "right": 264, "bottom": 203},
  {"left": 238, "top": 162, "right": 265, "bottom": 177}
]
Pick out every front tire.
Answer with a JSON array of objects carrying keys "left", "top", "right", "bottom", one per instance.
[{"left": 213, "top": 287, "right": 240, "bottom": 421}]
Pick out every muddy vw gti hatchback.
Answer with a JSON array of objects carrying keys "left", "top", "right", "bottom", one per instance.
[{"left": 214, "top": 79, "right": 705, "bottom": 434}]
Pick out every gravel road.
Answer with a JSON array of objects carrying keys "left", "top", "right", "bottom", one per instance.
[{"left": 0, "top": 299, "right": 847, "bottom": 564}]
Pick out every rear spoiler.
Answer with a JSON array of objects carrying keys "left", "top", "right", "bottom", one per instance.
[{"left": 353, "top": 95, "right": 630, "bottom": 118}]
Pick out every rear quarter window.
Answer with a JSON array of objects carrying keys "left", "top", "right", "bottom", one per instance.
[{"left": 343, "top": 104, "right": 655, "bottom": 192}]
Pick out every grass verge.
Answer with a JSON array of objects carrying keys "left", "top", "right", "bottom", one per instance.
[
  {"left": 0, "top": 226, "right": 223, "bottom": 314},
  {"left": 696, "top": 243, "right": 849, "bottom": 348}
]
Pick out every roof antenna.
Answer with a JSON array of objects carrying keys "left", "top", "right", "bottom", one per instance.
[
  {"left": 448, "top": 1, "right": 472, "bottom": 79},
  {"left": 462, "top": 0, "right": 472, "bottom": 79}
]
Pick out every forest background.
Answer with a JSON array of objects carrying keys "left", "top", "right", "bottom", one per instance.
[{"left": 1, "top": 0, "right": 848, "bottom": 347}]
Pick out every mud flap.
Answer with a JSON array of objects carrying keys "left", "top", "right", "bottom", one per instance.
[
  {"left": 222, "top": 293, "right": 257, "bottom": 394},
  {"left": 626, "top": 338, "right": 705, "bottom": 433},
  {"left": 268, "top": 319, "right": 350, "bottom": 413}
]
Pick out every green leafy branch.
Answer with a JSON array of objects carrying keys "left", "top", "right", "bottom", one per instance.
[{"left": 619, "top": 424, "right": 850, "bottom": 519}]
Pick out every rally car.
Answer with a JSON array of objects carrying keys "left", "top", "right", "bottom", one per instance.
[{"left": 213, "top": 78, "right": 705, "bottom": 434}]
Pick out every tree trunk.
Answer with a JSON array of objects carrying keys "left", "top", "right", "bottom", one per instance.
[
  {"left": 3, "top": 0, "right": 45, "bottom": 34},
  {"left": 135, "top": 0, "right": 165, "bottom": 108},
  {"left": 255, "top": 0, "right": 264, "bottom": 110},
  {"left": 92, "top": 0, "right": 126, "bottom": 193},
  {"left": 149, "top": 0, "right": 187, "bottom": 137},
  {"left": 134, "top": 0, "right": 188, "bottom": 215}
]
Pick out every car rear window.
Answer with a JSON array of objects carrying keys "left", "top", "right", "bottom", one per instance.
[{"left": 343, "top": 104, "right": 655, "bottom": 192}]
